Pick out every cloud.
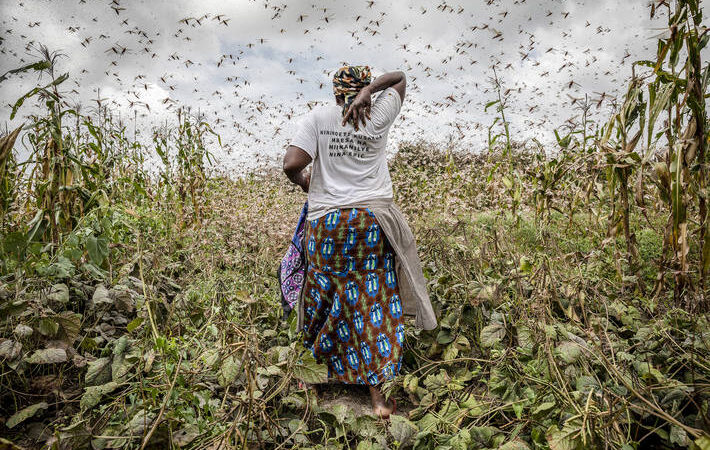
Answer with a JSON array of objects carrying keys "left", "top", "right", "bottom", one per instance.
[{"left": 0, "top": 0, "right": 706, "bottom": 172}]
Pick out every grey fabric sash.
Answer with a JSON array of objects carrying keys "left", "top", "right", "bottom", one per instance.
[{"left": 296, "top": 197, "right": 438, "bottom": 331}]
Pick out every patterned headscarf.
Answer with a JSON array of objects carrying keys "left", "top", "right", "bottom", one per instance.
[{"left": 332, "top": 65, "right": 372, "bottom": 126}]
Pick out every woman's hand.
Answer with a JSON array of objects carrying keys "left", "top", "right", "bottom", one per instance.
[
  {"left": 299, "top": 171, "right": 311, "bottom": 193},
  {"left": 342, "top": 86, "right": 372, "bottom": 131}
]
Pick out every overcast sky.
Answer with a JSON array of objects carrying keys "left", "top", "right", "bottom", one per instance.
[{"left": 0, "top": 0, "right": 703, "bottom": 172}]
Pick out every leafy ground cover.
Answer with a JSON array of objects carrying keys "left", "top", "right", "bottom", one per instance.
[{"left": 1, "top": 143, "right": 709, "bottom": 449}]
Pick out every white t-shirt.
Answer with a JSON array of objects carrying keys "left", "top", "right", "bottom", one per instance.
[{"left": 289, "top": 87, "right": 402, "bottom": 221}]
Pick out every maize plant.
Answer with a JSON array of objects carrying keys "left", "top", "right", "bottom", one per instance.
[
  {"left": 174, "top": 107, "right": 219, "bottom": 228},
  {"left": 0, "top": 126, "right": 22, "bottom": 229},
  {"left": 644, "top": 0, "right": 709, "bottom": 309},
  {"left": 597, "top": 77, "right": 646, "bottom": 291}
]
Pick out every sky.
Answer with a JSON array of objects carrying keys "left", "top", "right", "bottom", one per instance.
[{"left": 0, "top": 0, "right": 701, "bottom": 173}]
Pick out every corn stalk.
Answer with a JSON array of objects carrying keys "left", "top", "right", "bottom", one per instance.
[
  {"left": 0, "top": 126, "right": 22, "bottom": 229},
  {"left": 644, "top": 0, "right": 710, "bottom": 309}
]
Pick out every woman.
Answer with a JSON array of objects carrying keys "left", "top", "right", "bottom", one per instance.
[{"left": 283, "top": 65, "right": 437, "bottom": 419}]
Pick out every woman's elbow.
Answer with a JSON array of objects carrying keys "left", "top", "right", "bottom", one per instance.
[
  {"left": 283, "top": 156, "right": 298, "bottom": 175},
  {"left": 283, "top": 146, "right": 310, "bottom": 175}
]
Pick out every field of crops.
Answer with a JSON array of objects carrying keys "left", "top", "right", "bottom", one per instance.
[{"left": 1, "top": 0, "right": 709, "bottom": 449}]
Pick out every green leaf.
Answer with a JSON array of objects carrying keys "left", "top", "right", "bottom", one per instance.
[
  {"left": 125, "top": 410, "right": 156, "bottom": 439},
  {"left": 516, "top": 325, "right": 534, "bottom": 355},
  {"left": 403, "top": 374, "right": 419, "bottom": 393},
  {"left": 555, "top": 341, "right": 582, "bottom": 364},
  {"left": 201, "top": 349, "right": 220, "bottom": 369},
  {"left": 546, "top": 421, "right": 582, "bottom": 450},
  {"left": 469, "top": 426, "right": 501, "bottom": 446},
  {"left": 6, "top": 402, "right": 48, "bottom": 428},
  {"left": 326, "top": 403, "right": 350, "bottom": 425},
  {"left": 389, "top": 415, "right": 418, "bottom": 445},
  {"left": 86, "top": 234, "right": 109, "bottom": 265},
  {"left": 533, "top": 401, "right": 556, "bottom": 416},
  {"left": 113, "top": 335, "right": 129, "bottom": 356},
  {"left": 448, "top": 429, "right": 472, "bottom": 450},
  {"left": 281, "top": 392, "right": 307, "bottom": 409},
  {"left": 499, "top": 440, "right": 532, "bottom": 450},
  {"left": 655, "top": 428, "right": 669, "bottom": 440},
  {"left": 695, "top": 436, "right": 710, "bottom": 450},
  {"left": 38, "top": 318, "right": 59, "bottom": 337},
  {"left": 0, "top": 61, "right": 51, "bottom": 83},
  {"left": 56, "top": 311, "right": 82, "bottom": 344},
  {"left": 633, "top": 361, "right": 665, "bottom": 382},
  {"left": 647, "top": 82, "right": 674, "bottom": 150},
  {"left": 14, "top": 324, "right": 32, "bottom": 338},
  {"left": 90, "top": 283, "right": 112, "bottom": 308},
  {"left": 218, "top": 355, "right": 242, "bottom": 387},
  {"left": 85, "top": 357, "right": 112, "bottom": 386},
  {"left": 126, "top": 317, "right": 144, "bottom": 332},
  {"left": 460, "top": 394, "right": 486, "bottom": 417},
  {"left": 576, "top": 376, "right": 601, "bottom": 395},
  {"left": 0, "top": 340, "right": 22, "bottom": 360},
  {"left": 51, "top": 72, "right": 69, "bottom": 87},
  {"left": 111, "top": 354, "right": 133, "bottom": 381},
  {"left": 436, "top": 328, "right": 455, "bottom": 344},
  {"left": 437, "top": 398, "right": 466, "bottom": 424},
  {"left": 10, "top": 71, "right": 63, "bottom": 118},
  {"left": 703, "top": 230, "right": 710, "bottom": 275},
  {"left": 518, "top": 256, "right": 532, "bottom": 273},
  {"left": 47, "top": 283, "right": 70, "bottom": 303},
  {"left": 443, "top": 343, "right": 459, "bottom": 360},
  {"left": 263, "top": 364, "right": 283, "bottom": 376},
  {"left": 38, "top": 256, "right": 75, "bottom": 279},
  {"left": 669, "top": 425, "right": 688, "bottom": 446},
  {"left": 502, "top": 176, "right": 513, "bottom": 189},
  {"left": 356, "top": 441, "right": 385, "bottom": 450},
  {"left": 423, "top": 369, "right": 459, "bottom": 396},
  {"left": 293, "top": 351, "right": 328, "bottom": 384},
  {"left": 25, "top": 348, "right": 67, "bottom": 364},
  {"left": 416, "top": 412, "right": 439, "bottom": 432},
  {"left": 80, "top": 381, "right": 120, "bottom": 411},
  {"left": 4, "top": 229, "right": 29, "bottom": 259},
  {"left": 484, "top": 100, "right": 500, "bottom": 111},
  {"left": 480, "top": 323, "right": 505, "bottom": 348}
]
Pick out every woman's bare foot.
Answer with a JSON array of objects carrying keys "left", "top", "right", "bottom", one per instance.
[{"left": 368, "top": 385, "right": 395, "bottom": 419}]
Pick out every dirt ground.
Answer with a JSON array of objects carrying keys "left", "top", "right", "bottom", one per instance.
[{"left": 314, "top": 382, "right": 412, "bottom": 418}]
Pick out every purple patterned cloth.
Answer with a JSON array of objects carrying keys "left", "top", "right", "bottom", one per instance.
[{"left": 277, "top": 201, "right": 308, "bottom": 319}]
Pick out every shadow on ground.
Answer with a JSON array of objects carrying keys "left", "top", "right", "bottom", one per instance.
[{"left": 313, "top": 383, "right": 413, "bottom": 418}]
